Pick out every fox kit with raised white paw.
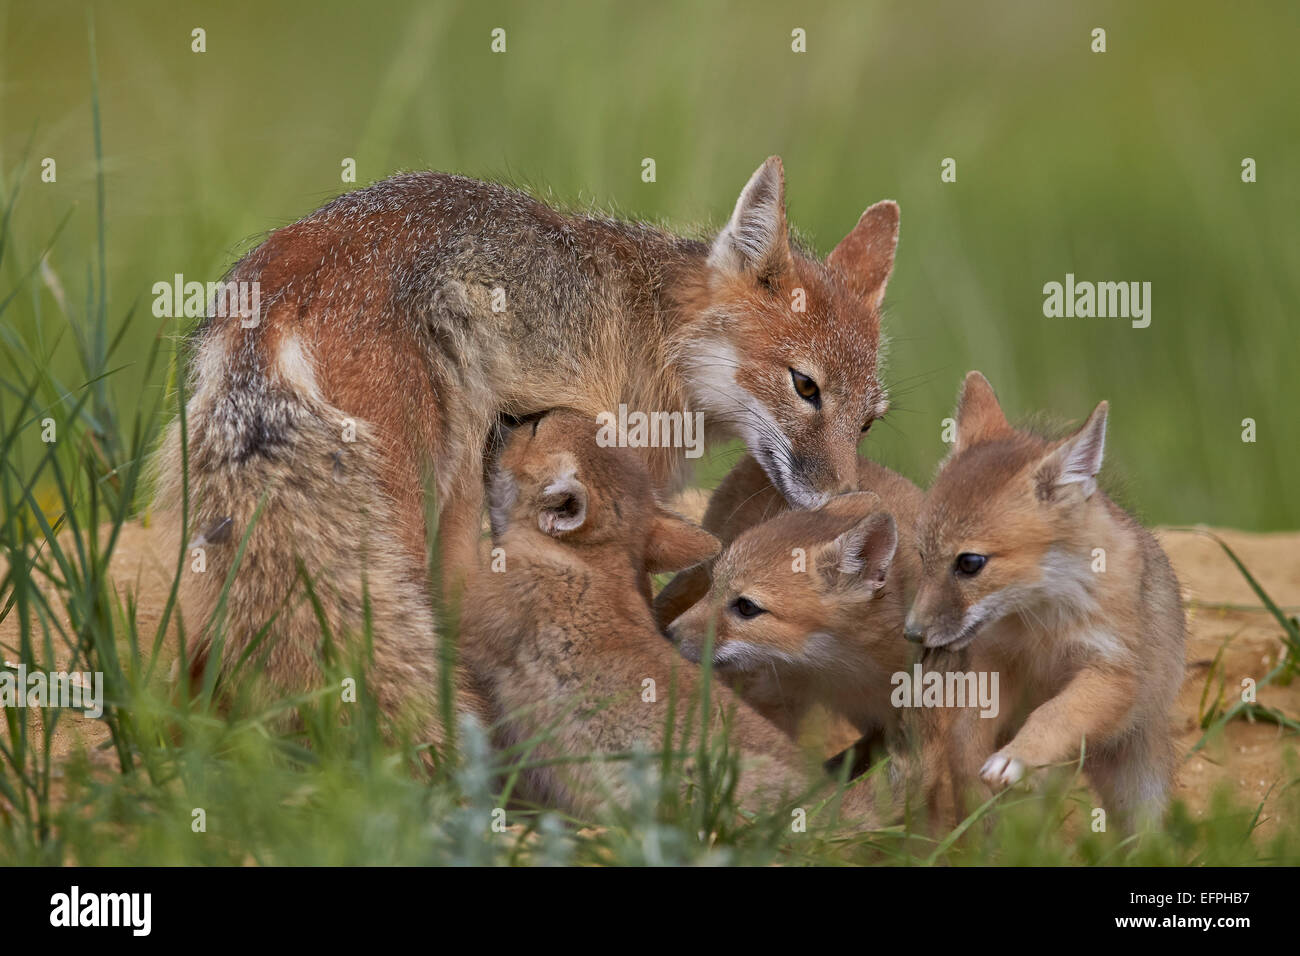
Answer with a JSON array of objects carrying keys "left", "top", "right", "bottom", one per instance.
[{"left": 905, "top": 372, "right": 1185, "bottom": 828}]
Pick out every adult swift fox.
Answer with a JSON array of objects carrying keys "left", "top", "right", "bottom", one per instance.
[
  {"left": 903, "top": 372, "right": 1185, "bottom": 827},
  {"left": 658, "top": 455, "right": 922, "bottom": 742},
  {"left": 462, "top": 410, "right": 873, "bottom": 820},
  {"left": 154, "top": 158, "right": 900, "bottom": 734}
]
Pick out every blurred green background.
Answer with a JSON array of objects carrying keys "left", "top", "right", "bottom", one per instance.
[{"left": 1, "top": 0, "right": 1296, "bottom": 528}]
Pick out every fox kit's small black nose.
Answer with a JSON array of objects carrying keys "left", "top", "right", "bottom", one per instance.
[{"left": 903, "top": 621, "right": 926, "bottom": 644}]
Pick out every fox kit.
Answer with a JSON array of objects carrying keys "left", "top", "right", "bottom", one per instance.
[
  {"left": 462, "top": 410, "right": 869, "bottom": 820},
  {"left": 654, "top": 452, "right": 922, "bottom": 630},
  {"left": 904, "top": 372, "right": 1185, "bottom": 827},
  {"left": 656, "top": 453, "right": 921, "bottom": 746},
  {"left": 155, "top": 158, "right": 900, "bottom": 733},
  {"left": 664, "top": 486, "right": 919, "bottom": 747}
]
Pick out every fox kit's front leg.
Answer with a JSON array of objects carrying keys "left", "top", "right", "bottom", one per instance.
[
  {"left": 917, "top": 695, "right": 998, "bottom": 826},
  {"left": 980, "top": 663, "right": 1137, "bottom": 788}
]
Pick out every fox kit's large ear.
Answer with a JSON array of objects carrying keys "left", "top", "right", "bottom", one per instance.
[
  {"left": 1037, "top": 401, "right": 1108, "bottom": 500},
  {"left": 709, "top": 156, "right": 793, "bottom": 283},
  {"left": 645, "top": 507, "right": 720, "bottom": 575},
  {"left": 954, "top": 370, "right": 1011, "bottom": 453},
  {"left": 817, "top": 508, "right": 898, "bottom": 594},
  {"left": 537, "top": 473, "right": 588, "bottom": 536},
  {"left": 827, "top": 200, "right": 900, "bottom": 310}
]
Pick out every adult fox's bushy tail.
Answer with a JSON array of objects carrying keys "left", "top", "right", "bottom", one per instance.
[{"left": 152, "top": 321, "right": 480, "bottom": 742}]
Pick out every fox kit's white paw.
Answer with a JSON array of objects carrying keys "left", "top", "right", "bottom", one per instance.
[{"left": 980, "top": 752, "right": 1025, "bottom": 789}]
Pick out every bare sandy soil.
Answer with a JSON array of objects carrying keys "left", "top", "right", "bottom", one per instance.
[
  {"left": 1156, "top": 527, "right": 1300, "bottom": 832},
  {"left": 4, "top": 519, "right": 1298, "bottom": 835}
]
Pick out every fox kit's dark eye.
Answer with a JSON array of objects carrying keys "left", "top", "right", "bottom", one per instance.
[
  {"left": 732, "top": 596, "right": 766, "bottom": 619},
  {"left": 790, "top": 369, "right": 821, "bottom": 409},
  {"left": 861, "top": 420, "right": 873, "bottom": 435},
  {"left": 954, "top": 553, "right": 987, "bottom": 577}
]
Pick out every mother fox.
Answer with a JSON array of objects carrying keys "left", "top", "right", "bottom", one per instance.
[{"left": 155, "top": 157, "right": 900, "bottom": 734}]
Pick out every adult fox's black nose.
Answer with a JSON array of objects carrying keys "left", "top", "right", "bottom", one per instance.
[{"left": 903, "top": 620, "right": 926, "bottom": 644}]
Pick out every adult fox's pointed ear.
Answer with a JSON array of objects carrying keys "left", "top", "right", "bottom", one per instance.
[
  {"left": 709, "top": 156, "right": 794, "bottom": 284},
  {"left": 953, "top": 371, "right": 1011, "bottom": 454},
  {"left": 1037, "top": 401, "right": 1108, "bottom": 500},
  {"left": 645, "top": 507, "right": 720, "bottom": 575},
  {"left": 827, "top": 199, "right": 899, "bottom": 310},
  {"left": 537, "top": 473, "right": 588, "bottom": 536}
]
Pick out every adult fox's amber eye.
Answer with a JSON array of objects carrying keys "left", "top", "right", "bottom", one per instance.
[
  {"left": 954, "top": 553, "right": 987, "bottom": 577},
  {"left": 790, "top": 369, "right": 821, "bottom": 408},
  {"left": 732, "top": 596, "right": 765, "bottom": 619}
]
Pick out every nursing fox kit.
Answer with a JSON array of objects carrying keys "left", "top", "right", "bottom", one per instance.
[{"left": 155, "top": 154, "right": 1188, "bottom": 832}]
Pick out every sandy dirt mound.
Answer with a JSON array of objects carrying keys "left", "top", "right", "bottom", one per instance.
[
  {"left": 1158, "top": 528, "right": 1300, "bottom": 831},
  {"left": 4, "top": 520, "right": 1298, "bottom": 833}
]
